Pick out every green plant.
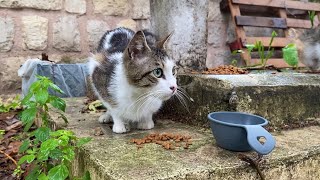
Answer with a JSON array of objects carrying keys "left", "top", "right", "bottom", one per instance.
[
  {"left": 245, "top": 31, "right": 278, "bottom": 68},
  {"left": 308, "top": 11, "right": 316, "bottom": 28},
  {"left": 20, "top": 75, "right": 67, "bottom": 131},
  {"left": 0, "top": 129, "right": 5, "bottom": 140},
  {"left": 282, "top": 43, "right": 299, "bottom": 68},
  {"left": 88, "top": 100, "right": 103, "bottom": 113},
  {"left": 15, "top": 75, "right": 91, "bottom": 180},
  {"left": 16, "top": 128, "right": 91, "bottom": 180},
  {"left": 0, "top": 95, "right": 21, "bottom": 113}
]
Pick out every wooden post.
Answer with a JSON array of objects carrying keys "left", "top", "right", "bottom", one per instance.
[{"left": 227, "top": 0, "right": 251, "bottom": 65}]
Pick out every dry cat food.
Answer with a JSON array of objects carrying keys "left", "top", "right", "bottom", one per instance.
[
  {"left": 130, "top": 133, "right": 192, "bottom": 150},
  {"left": 192, "top": 65, "right": 248, "bottom": 75}
]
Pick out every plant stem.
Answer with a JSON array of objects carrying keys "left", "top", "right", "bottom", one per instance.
[{"left": 0, "top": 149, "right": 18, "bottom": 166}]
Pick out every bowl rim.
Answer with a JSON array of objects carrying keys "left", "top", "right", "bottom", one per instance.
[{"left": 208, "top": 111, "right": 268, "bottom": 127}]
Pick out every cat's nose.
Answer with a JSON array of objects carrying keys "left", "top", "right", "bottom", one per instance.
[{"left": 170, "top": 86, "right": 177, "bottom": 92}]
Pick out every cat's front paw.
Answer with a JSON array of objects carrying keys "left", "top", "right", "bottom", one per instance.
[
  {"left": 137, "top": 120, "right": 154, "bottom": 130},
  {"left": 98, "top": 112, "right": 111, "bottom": 123},
  {"left": 112, "top": 123, "right": 127, "bottom": 133}
]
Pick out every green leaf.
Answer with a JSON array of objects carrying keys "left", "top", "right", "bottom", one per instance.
[
  {"left": 19, "top": 140, "right": 30, "bottom": 153},
  {"left": 40, "top": 139, "right": 59, "bottom": 151},
  {"left": 38, "top": 173, "right": 48, "bottom": 180},
  {"left": 34, "top": 127, "right": 51, "bottom": 142},
  {"left": 18, "top": 154, "right": 35, "bottom": 165},
  {"left": 77, "top": 137, "right": 92, "bottom": 147},
  {"left": 21, "top": 93, "right": 34, "bottom": 106},
  {"left": 38, "top": 139, "right": 59, "bottom": 161},
  {"left": 82, "top": 171, "right": 91, "bottom": 180},
  {"left": 21, "top": 107, "right": 37, "bottom": 131},
  {"left": 35, "top": 88, "right": 49, "bottom": 105},
  {"left": 58, "top": 112, "right": 68, "bottom": 124},
  {"left": 283, "top": 44, "right": 299, "bottom": 67},
  {"left": 29, "top": 81, "right": 41, "bottom": 93},
  {"left": 49, "top": 96, "right": 66, "bottom": 112},
  {"left": 62, "top": 146, "right": 75, "bottom": 162},
  {"left": 245, "top": 44, "right": 255, "bottom": 52},
  {"left": 49, "top": 82, "right": 64, "bottom": 94},
  {"left": 26, "top": 165, "right": 41, "bottom": 180},
  {"left": 47, "top": 164, "right": 69, "bottom": 180},
  {"left": 49, "top": 149, "right": 63, "bottom": 160},
  {"left": 50, "top": 130, "right": 74, "bottom": 138}
]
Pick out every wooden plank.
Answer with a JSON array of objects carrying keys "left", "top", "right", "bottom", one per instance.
[
  {"left": 286, "top": 1, "right": 320, "bottom": 12},
  {"left": 232, "top": 0, "right": 284, "bottom": 9},
  {"left": 251, "top": 58, "right": 306, "bottom": 68},
  {"left": 244, "top": 37, "right": 292, "bottom": 47},
  {"left": 278, "top": 9, "right": 289, "bottom": 37},
  {"left": 228, "top": 0, "right": 251, "bottom": 63},
  {"left": 287, "top": 18, "right": 319, "bottom": 29},
  {"left": 232, "top": 0, "right": 320, "bottom": 12},
  {"left": 235, "top": 16, "right": 287, "bottom": 28}
]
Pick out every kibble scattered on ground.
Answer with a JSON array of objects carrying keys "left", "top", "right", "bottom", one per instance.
[
  {"left": 192, "top": 65, "right": 248, "bottom": 75},
  {"left": 130, "top": 133, "right": 192, "bottom": 150}
]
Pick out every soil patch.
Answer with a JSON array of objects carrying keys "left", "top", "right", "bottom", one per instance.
[{"left": 0, "top": 111, "right": 24, "bottom": 180}]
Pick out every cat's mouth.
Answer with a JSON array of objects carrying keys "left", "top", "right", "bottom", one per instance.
[{"left": 162, "top": 92, "right": 175, "bottom": 100}]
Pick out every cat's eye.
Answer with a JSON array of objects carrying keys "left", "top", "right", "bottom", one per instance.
[{"left": 153, "top": 68, "right": 163, "bottom": 78}]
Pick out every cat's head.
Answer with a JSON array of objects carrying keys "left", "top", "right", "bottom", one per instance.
[{"left": 123, "top": 31, "right": 177, "bottom": 100}]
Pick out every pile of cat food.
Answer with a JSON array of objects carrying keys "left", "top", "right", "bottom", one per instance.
[
  {"left": 130, "top": 133, "right": 192, "bottom": 150},
  {"left": 192, "top": 65, "right": 248, "bottom": 75}
]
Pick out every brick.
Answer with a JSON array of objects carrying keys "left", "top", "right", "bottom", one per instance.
[
  {"left": 0, "top": 0, "right": 63, "bottom": 10},
  {"left": 22, "top": 16, "right": 48, "bottom": 50},
  {"left": 117, "top": 19, "right": 137, "bottom": 31},
  {"left": 65, "top": 0, "right": 86, "bottom": 14},
  {"left": 0, "top": 57, "right": 25, "bottom": 93},
  {"left": 0, "top": 17, "right": 14, "bottom": 52},
  {"left": 53, "top": 16, "right": 81, "bottom": 51},
  {"left": 87, "top": 20, "right": 109, "bottom": 51},
  {"left": 131, "top": 0, "right": 150, "bottom": 19},
  {"left": 93, "top": 0, "right": 128, "bottom": 16}
]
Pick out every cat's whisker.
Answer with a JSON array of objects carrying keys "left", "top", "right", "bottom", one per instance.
[
  {"left": 177, "top": 87, "right": 193, "bottom": 102},
  {"left": 134, "top": 90, "right": 164, "bottom": 121},
  {"left": 140, "top": 91, "right": 164, "bottom": 119},
  {"left": 137, "top": 90, "right": 164, "bottom": 118},
  {"left": 175, "top": 92, "right": 190, "bottom": 113}
]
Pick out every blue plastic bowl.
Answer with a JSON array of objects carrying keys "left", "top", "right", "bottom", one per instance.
[{"left": 208, "top": 112, "right": 275, "bottom": 155}]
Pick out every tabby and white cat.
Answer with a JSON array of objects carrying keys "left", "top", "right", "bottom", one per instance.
[
  {"left": 88, "top": 27, "right": 178, "bottom": 133},
  {"left": 292, "top": 26, "right": 320, "bottom": 70}
]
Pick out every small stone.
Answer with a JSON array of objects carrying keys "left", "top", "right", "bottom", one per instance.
[
  {"left": 117, "top": 19, "right": 137, "bottom": 31},
  {"left": 93, "top": 0, "right": 128, "bottom": 16},
  {"left": 87, "top": 20, "right": 109, "bottom": 51},
  {"left": 131, "top": 0, "right": 150, "bottom": 19},
  {"left": 53, "top": 16, "right": 81, "bottom": 52},
  {"left": 65, "top": 0, "right": 86, "bottom": 14},
  {"left": 0, "top": 0, "right": 63, "bottom": 10},
  {"left": 0, "top": 17, "right": 14, "bottom": 52},
  {"left": 22, "top": 16, "right": 48, "bottom": 50},
  {"left": 93, "top": 127, "right": 104, "bottom": 136}
]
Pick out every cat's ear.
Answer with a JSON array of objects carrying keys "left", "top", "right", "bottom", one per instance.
[
  {"left": 128, "top": 31, "right": 151, "bottom": 59},
  {"left": 157, "top": 31, "right": 173, "bottom": 50}
]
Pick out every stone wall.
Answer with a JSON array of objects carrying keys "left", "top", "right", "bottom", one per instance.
[
  {"left": 0, "top": 0, "right": 151, "bottom": 93},
  {"left": 0, "top": 0, "right": 232, "bottom": 94}
]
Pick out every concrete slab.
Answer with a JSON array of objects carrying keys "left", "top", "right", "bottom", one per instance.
[
  {"left": 61, "top": 98, "right": 320, "bottom": 180},
  {"left": 160, "top": 73, "right": 320, "bottom": 130}
]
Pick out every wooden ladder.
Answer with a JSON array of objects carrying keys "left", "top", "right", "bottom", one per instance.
[{"left": 222, "top": 0, "right": 320, "bottom": 68}]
